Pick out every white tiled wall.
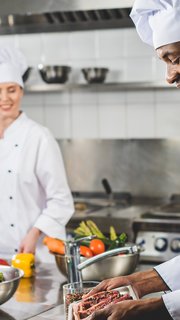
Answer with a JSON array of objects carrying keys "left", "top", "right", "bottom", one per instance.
[{"left": 0, "top": 29, "right": 179, "bottom": 139}]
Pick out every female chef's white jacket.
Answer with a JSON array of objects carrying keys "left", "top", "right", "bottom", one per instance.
[
  {"left": 0, "top": 112, "right": 74, "bottom": 261},
  {"left": 155, "top": 255, "right": 180, "bottom": 320}
]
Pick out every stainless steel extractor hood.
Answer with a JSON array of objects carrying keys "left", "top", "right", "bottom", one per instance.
[{"left": 0, "top": 0, "right": 135, "bottom": 35}]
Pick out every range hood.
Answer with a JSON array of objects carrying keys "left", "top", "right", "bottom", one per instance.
[{"left": 0, "top": 0, "right": 135, "bottom": 35}]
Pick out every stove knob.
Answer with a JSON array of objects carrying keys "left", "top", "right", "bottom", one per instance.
[
  {"left": 170, "top": 238, "right": 180, "bottom": 253},
  {"left": 154, "top": 237, "right": 168, "bottom": 252}
]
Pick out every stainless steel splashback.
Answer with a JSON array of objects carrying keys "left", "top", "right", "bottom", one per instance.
[
  {"left": 58, "top": 139, "right": 180, "bottom": 197},
  {"left": 0, "top": 0, "right": 134, "bottom": 35}
]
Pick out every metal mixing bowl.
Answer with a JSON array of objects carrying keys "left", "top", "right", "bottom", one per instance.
[
  {"left": 0, "top": 266, "right": 24, "bottom": 305},
  {"left": 81, "top": 67, "right": 109, "bottom": 84},
  {"left": 22, "top": 67, "right": 33, "bottom": 83},
  {"left": 53, "top": 251, "right": 139, "bottom": 281},
  {"left": 38, "top": 65, "right": 71, "bottom": 84}
]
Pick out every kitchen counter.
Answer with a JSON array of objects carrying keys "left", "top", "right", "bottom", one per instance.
[{"left": 0, "top": 263, "right": 67, "bottom": 320}]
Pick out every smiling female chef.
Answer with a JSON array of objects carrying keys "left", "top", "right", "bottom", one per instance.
[
  {"left": 0, "top": 46, "right": 74, "bottom": 262},
  {"left": 86, "top": 1, "right": 180, "bottom": 320}
]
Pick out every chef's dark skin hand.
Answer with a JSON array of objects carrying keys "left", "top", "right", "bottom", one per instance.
[
  {"left": 85, "top": 269, "right": 171, "bottom": 320},
  {"left": 84, "top": 269, "right": 169, "bottom": 299},
  {"left": 89, "top": 297, "right": 172, "bottom": 320}
]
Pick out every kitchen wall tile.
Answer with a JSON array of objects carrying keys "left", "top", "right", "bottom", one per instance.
[
  {"left": 17, "top": 34, "right": 42, "bottom": 66},
  {"left": 71, "top": 104, "right": 98, "bottom": 138},
  {"left": 40, "top": 33, "right": 69, "bottom": 64},
  {"left": 124, "top": 29, "right": 154, "bottom": 57},
  {"left": 45, "top": 104, "right": 71, "bottom": 139},
  {"left": 69, "top": 31, "right": 96, "bottom": 60},
  {"left": 22, "top": 93, "right": 44, "bottom": 106},
  {"left": 0, "top": 35, "right": 16, "bottom": 46},
  {"left": 21, "top": 104, "right": 45, "bottom": 125},
  {"left": 97, "top": 29, "right": 125, "bottom": 58},
  {"left": 126, "top": 91, "right": 155, "bottom": 104},
  {"left": 98, "top": 91, "right": 126, "bottom": 105},
  {"left": 156, "top": 103, "right": 180, "bottom": 138},
  {"left": 126, "top": 103, "right": 155, "bottom": 138},
  {"left": 155, "top": 89, "right": 180, "bottom": 103},
  {"left": 98, "top": 104, "right": 126, "bottom": 138},
  {"left": 153, "top": 57, "right": 166, "bottom": 81},
  {"left": 70, "top": 91, "right": 98, "bottom": 105},
  {"left": 125, "top": 57, "right": 154, "bottom": 82},
  {"left": 43, "top": 92, "right": 70, "bottom": 105}
]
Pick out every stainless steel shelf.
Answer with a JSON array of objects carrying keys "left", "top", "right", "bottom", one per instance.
[{"left": 24, "top": 81, "right": 176, "bottom": 93}]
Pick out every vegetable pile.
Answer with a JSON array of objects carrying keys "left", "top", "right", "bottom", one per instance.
[
  {"left": 43, "top": 220, "right": 127, "bottom": 258},
  {"left": 74, "top": 220, "right": 127, "bottom": 256}
]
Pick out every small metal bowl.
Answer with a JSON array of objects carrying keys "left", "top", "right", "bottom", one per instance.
[
  {"left": 22, "top": 67, "right": 33, "bottom": 83},
  {"left": 0, "top": 266, "right": 24, "bottom": 305},
  {"left": 53, "top": 251, "right": 139, "bottom": 281},
  {"left": 81, "top": 67, "right": 109, "bottom": 84},
  {"left": 38, "top": 65, "right": 71, "bottom": 84}
]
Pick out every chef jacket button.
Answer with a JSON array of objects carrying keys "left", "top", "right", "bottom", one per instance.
[
  {"left": 8, "top": 170, "right": 12, "bottom": 173},
  {"left": 9, "top": 196, "right": 13, "bottom": 200},
  {"left": 10, "top": 224, "right": 14, "bottom": 227},
  {"left": 14, "top": 144, "right": 18, "bottom": 147}
]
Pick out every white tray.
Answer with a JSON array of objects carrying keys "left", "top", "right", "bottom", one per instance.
[{"left": 68, "top": 285, "right": 138, "bottom": 320}]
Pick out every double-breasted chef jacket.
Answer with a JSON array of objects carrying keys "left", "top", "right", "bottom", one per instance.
[
  {"left": 155, "top": 255, "right": 180, "bottom": 320},
  {"left": 0, "top": 112, "right": 74, "bottom": 261}
]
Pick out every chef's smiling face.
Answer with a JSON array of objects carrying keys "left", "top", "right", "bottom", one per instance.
[
  {"left": 156, "top": 41, "right": 180, "bottom": 88},
  {"left": 0, "top": 82, "right": 23, "bottom": 121}
]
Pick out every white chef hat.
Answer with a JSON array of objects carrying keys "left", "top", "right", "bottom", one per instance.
[
  {"left": 0, "top": 46, "right": 27, "bottom": 87},
  {"left": 130, "top": 0, "right": 180, "bottom": 49}
]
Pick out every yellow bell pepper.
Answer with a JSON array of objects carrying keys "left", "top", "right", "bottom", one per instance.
[{"left": 11, "top": 253, "right": 35, "bottom": 278}]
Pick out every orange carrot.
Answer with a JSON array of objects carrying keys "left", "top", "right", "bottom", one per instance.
[{"left": 43, "top": 237, "right": 65, "bottom": 255}]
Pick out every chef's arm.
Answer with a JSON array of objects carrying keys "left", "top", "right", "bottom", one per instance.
[
  {"left": 128, "top": 268, "right": 169, "bottom": 297},
  {"left": 85, "top": 269, "right": 169, "bottom": 299},
  {"left": 19, "top": 227, "right": 41, "bottom": 254}
]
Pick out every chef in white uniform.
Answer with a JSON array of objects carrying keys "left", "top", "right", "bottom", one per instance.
[
  {"left": 0, "top": 46, "right": 74, "bottom": 262},
  {"left": 86, "top": 1, "right": 180, "bottom": 320}
]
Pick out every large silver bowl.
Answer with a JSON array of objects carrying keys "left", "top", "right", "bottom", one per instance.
[
  {"left": 0, "top": 266, "right": 24, "bottom": 305},
  {"left": 53, "top": 250, "right": 139, "bottom": 281}
]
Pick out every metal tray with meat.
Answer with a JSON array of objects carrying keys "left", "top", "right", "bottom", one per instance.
[{"left": 68, "top": 285, "right": 138, "bottom": 320}]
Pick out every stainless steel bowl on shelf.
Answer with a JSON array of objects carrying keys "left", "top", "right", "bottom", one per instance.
[
  {"left": 38, "top": 65, "right": 71, "bottom": 84},
  {"left": 22, "top": 67, "right": 33, "bottom": 83},
  {"left": 0, "top": 265, "right": 24, "bottom": 305},
  {"left": 53, "top": 249, "right": 139, "bottom": 281},
  {"left": 81, "top": 67, "right": 109, "bottom": 84}
]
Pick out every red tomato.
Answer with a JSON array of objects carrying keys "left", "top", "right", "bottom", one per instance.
[
  {"left": 89, "top": 239, "right": 105, "bottom": 255},
  {"left": 80, "top": 246, "right": 93, "bottom": 258},
  {"left": 0, "top": 259, "right": 9, "bottom": 266}
]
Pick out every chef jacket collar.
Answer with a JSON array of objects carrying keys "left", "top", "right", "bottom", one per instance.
[{"left": 3, "top": 112, "right": 27, "bottom": 139}]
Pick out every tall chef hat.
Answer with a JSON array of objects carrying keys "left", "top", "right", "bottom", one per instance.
[
  {"left": 0, "top": 46, "right": 27, "bottom": 87},
  {"left": 130, "top": 0, "right": 180, "bottom": 49}
]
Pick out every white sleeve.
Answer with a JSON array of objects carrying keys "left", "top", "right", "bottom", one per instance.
[
  {"left": 154, "top": 257, "right": 180, "bottom": 320},
  {"left": 34, "top": 129, "right": 74, "bottom": 239},
  {"left": 154, "top": 255, "right": 180, "bottom": 290},
  {"left": 162, "top": 290, "right": 180, "bottom": 320}
]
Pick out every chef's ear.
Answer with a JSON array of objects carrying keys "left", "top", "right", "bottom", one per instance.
[{"left": 19, "top": 86, "right": 24, "bottom": 97}]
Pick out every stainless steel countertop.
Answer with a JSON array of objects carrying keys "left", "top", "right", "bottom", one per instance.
[{"left": 0, "top": 263, "right": 67, "bottom": 320}]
